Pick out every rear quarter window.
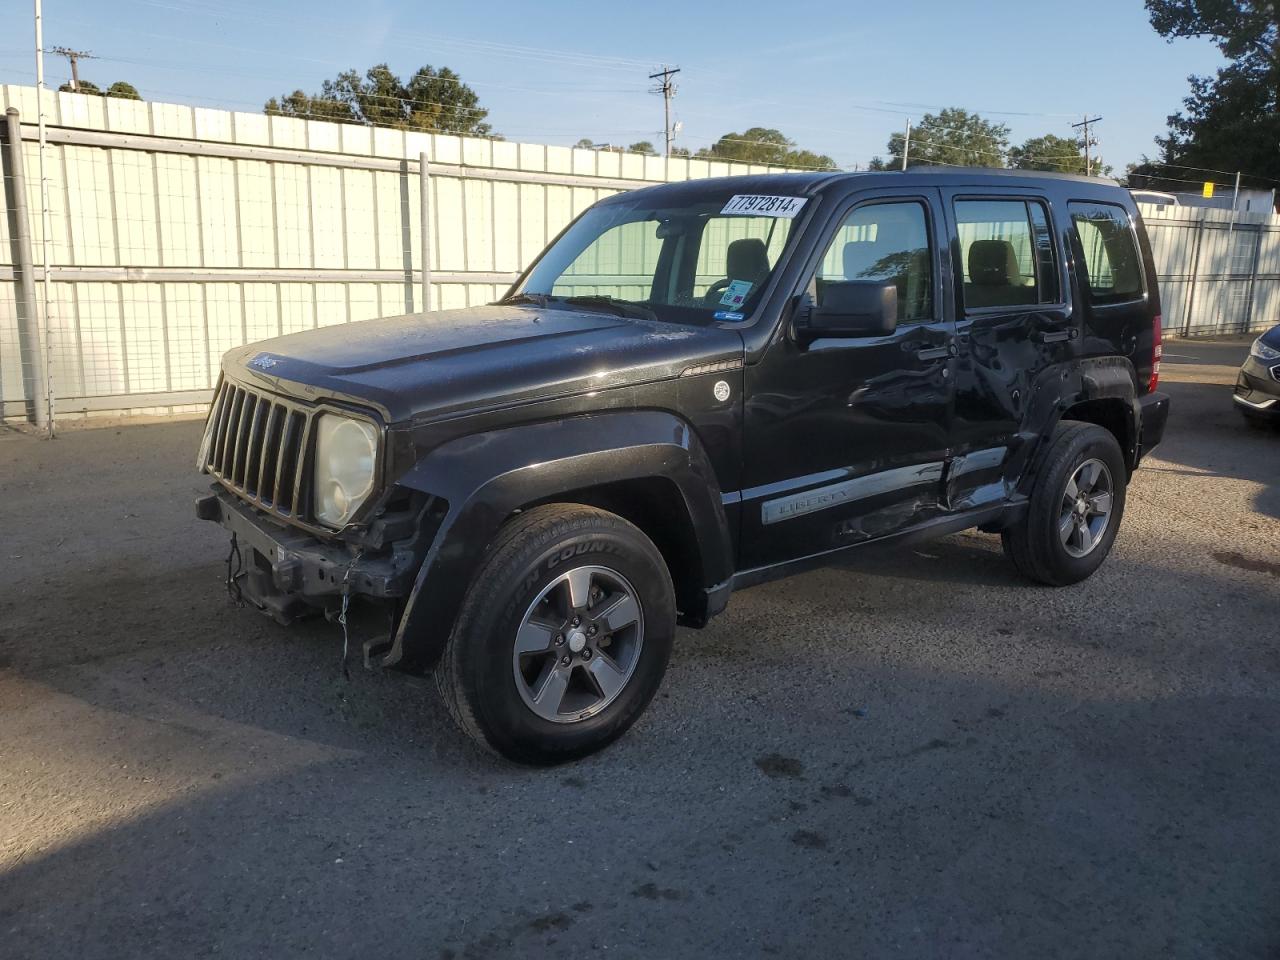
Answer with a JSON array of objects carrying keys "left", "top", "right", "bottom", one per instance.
[{"left": 1069, "top": 202, "right": 1144, "bottom": 305}]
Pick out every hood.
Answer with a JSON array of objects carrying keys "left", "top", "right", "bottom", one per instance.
[{"left": 222, "top": 305, "right": 745, "bottom": 423}]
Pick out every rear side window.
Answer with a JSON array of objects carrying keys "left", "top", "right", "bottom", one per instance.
[
  {"left": 954, "top": 199, "right": 1060, "bottom": 309},
  {"left": 1069, "top": 202, "right": 1144, "bottom": 304}
]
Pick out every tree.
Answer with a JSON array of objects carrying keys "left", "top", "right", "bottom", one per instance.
[
  {"left": 265, "top": 63, "right": 495, "bottom": 137},
  {"left": 696, "top": 127, "right": 836, "bottom": 169},
  {"left": 1009, "top": 133, "right": 1086, "bottom": 173},
  {"left": 871, "top": 108, "right": 1009, "bottom": 169},
  {"left": 105, "top": 81, "right": 141, "bottom": 101},
  {"left": 57, "top": 79, "right": 141, "bottom": 100},
  {"left": 1137, "top": 1, "right": 1280, "bottom": 190},
  {"left": 572, "top": 140, "right": 657, "bottom": 155}
]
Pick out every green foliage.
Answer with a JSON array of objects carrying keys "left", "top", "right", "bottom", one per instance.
[
  {"left": 876, "top": 108, "right": 1009, "bottom": 169},
  {"left": 265, "top": 64, "right": 495, "bottom": 137},
  {"left": 57, "top": 79, "right": 141, "bottom": 100},
  {"left": 1137, "top": 1, "right": 1280, "bottom": 189},
  {"left": 105, "top": 81, "right": 141, "bottom": 101},
  {"left": 572, "top": 139, "right": 657, "bottom": 155},
  {"left": 697, "top": 127, "right": 836, "bottom": 169},
  {"left": 1009, "top": 133, "right": 1087, "bottom": 173}
]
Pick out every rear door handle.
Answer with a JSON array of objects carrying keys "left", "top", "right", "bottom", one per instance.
[
  {"left": 1037, "top": 330, "right": 1076, "bottom": 344},
  {"left": 916, "top": 346, "right": 952, "bottom": 361}
]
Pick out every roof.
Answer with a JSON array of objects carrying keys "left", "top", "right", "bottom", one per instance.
[{"left": 609, "top": 167, "right": 1123, "bottom": 206}]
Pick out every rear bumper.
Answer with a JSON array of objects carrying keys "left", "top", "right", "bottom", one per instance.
[
  {"left": 1137, "top": 390, "right": 1170, "bottom": 462},
  {"left": 196, "top": 486, "right": 416, "bottom": 623}
]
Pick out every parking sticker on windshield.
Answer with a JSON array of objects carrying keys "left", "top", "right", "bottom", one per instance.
[
  {"left": 719, "top": 279, "right": 754, "bottom": 307},
  {"left": 720, "top": 194, "right": 807, "bottom": 218}
]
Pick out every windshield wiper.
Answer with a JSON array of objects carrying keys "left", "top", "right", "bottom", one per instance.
[
  {"left": 557, "top": 295, "right": 658, "bottom": 322},
  {"left": 497, "top": 292, "right": 551, "bottom": 307}
]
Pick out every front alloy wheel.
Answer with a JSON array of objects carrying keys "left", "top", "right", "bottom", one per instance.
[
  {"left": 437, "top": 504, "right": 676, "bottom": 764},
  {"left": 514, "top": 565, "right": 645, "bottom": 723}
]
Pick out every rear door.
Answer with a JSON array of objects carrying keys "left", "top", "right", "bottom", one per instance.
[
  {"left": 940, "top": 187, "right": 1074, "bottom": 510},
  {"left": 737, "top": 190, "right": 956, "bottom": 570}
]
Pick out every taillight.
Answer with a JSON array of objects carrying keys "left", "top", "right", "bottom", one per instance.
[{"left": 1149, "top": 314, "right": 1162, "bottom": 392}]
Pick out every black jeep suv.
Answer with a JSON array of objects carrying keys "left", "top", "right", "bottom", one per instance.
[{"left": 196, "top": 170, "right": 1170, "bottom": 763}]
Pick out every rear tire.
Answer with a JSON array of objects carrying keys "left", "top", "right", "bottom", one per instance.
[
  {"left": 1002, "top": 421, "right": 1127, "bottom": 586},
  {"left": 436, "top": 503, "right": 676, "bottom": 765}
]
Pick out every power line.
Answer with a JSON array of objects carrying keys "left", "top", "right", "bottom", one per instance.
[{"left": 48, "top": 46, "right": 95, "bottom": 93}]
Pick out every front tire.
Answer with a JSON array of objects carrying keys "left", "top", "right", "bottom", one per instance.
[
  {"left": 436, "top": 504, "right": 676, "bottom": 764},
  {"left": 1002, "top": 421, "right": 1127, "bottom": 586}
]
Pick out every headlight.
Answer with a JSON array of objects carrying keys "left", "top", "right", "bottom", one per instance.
[
  {"left": 1250, "top": 337, "right": 1280, "bottom": 362},
  {"left": 313, "top": 414, "right": 380, "bottom": 528}
]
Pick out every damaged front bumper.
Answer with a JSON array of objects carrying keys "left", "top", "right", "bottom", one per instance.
[{"left": 196, "top": 486, "right": 420, "bottom": 624}]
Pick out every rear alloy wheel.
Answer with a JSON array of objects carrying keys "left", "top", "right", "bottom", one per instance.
[
  {"left": 437, "top": 504, "right": 675, "bottom": 764},
  {"left": 1057, "top": 458, "right": 1114, "bottom": 559},
  {"left": 1002, "top": 421, "right": 1127, "bottom": 586}
]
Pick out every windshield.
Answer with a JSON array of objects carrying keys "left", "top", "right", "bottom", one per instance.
[{"left": 507, "top": 191, "right": 807, "bottom": 324}]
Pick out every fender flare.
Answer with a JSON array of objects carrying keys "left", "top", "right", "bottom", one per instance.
[
  {"left": 383, "top": 410, "right": 733, "bottom": 671},
  {"left": 1013, "top": 355, "right": 1140, "bottom": 492}
]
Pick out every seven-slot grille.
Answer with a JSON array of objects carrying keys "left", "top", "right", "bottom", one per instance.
[{"left": 202, "top": 379, "right": 314, "bottom": 521}]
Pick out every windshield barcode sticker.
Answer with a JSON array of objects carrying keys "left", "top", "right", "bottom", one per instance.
[{"left": 720, "top": 195, "right": 808, "bottom": 218}]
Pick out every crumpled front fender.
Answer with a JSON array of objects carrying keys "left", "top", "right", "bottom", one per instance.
[{"left": 383, "top": 410, "right": 732, "bottom": 671}]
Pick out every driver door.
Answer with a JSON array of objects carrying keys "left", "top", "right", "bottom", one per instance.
[{"left": 737, "top": 192, "right": 956, "bottom": 571}]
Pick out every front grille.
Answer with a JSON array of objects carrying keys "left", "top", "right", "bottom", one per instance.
[
  {"left": 201, "top": 379, "right": 315, "bottom": 522},
  {"left": 1270, "top": 364, "right": 1280, "bottom": 383}
]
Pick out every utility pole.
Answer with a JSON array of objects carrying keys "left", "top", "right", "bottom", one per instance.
[
  {"left": 901, "top": 119, "right": 911, "bottom": 171},
  {"left": 49, "top": 46, "right": 95, "bottom": 92},
  {"left": 648, "top": 65, "right": 680, "bottom": 156},
  {"left": 1072, "top": 115, "right": 1102, "bottom": 176}
]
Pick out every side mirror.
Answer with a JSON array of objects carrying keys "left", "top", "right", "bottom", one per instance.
[{"left": 800, "top": 281, "right": 898, "bottom": 340}]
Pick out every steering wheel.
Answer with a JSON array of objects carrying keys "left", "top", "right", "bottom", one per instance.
[{"left": 704, "top": 277, "right": 733, "bottom": 305}]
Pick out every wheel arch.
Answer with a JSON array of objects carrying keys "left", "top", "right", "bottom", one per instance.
[
  {"left": 1015, "top": 356, "right": 1142, "bottom": 494},
  {"left": 384, "top": 411, "right": 733, "bottom": 672}
]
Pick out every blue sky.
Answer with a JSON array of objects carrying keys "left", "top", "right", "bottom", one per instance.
[{"left": 4, "top": 0, "right": 1226, "bottom": 171}]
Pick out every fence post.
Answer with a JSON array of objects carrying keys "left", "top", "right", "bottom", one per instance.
[
  {"left": 1181, "top": 215, "right": 1205, "bottom": 338},
  {"left": 1, "top": 107, "right": 50, "bottom": 432},
  {"left": 419, "top": 151, "right": 431, "bottom": 314},
  {"left": 1242, "top": 221, "right": 1264, "bottom": 333}
]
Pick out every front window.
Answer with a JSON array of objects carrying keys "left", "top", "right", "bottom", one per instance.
[{"left": 509, "top": 190, "right": 807, "bottom": 324}]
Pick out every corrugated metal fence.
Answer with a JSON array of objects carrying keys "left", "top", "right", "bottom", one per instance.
[
  {"left": 0, "top": 84, "right": 787, "bottom": 423},
  {"left": 2, "top": 83, "right": 1278, "bottom": 425},
  {"left": 1139, "top": 202, "right": 1279, "bottom": 337}
]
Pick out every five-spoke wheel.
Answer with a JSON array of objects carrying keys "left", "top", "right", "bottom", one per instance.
[
  {"left": 1058, "top": 458, "right": 1114, "bottom": 558},
  {"left": 514, "top": 565, "right": 645, "bottom": 723},
  {"left": 1003, "top": 421, "right": 1127, "bottom": 586},
  {"left": 437, "top": 504, "right": 675, "bottom": 764}
]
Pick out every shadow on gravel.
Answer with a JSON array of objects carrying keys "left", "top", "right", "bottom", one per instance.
[
  {"left": 1152, "top": 378, "right": 1280, "bottom": 521},
  {"left": 4, "top": 581, "right": 1280, "bottom": 960}
]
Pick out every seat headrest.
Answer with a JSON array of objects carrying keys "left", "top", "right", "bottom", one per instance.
[
  {"left": 843, "top": 240, "right": 876, "bottom": 280},
  {"left": 727, "top": 238, "right": 770, "bottom": 283},
  {"left": 968, "top": 240, "right": 1019, "bottom": 286}
]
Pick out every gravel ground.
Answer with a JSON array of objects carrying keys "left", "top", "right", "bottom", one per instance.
[{"left": 1, "top": 336, "right": 1278, "bottom": 959}]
